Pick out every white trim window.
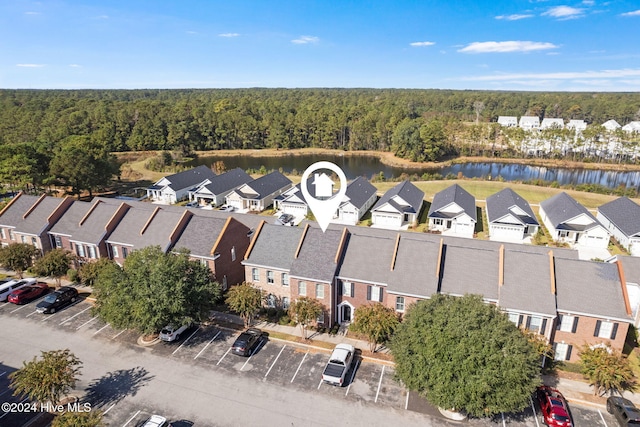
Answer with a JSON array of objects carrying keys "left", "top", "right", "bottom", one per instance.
[
  {"left": 267, "top": 270, "right": 274, "bottom": 284},
  {"left": 282, "top": 296, "right": 290, "bottom": 309},
  {"left": 252, "top": 268, "right": 259, "bottom": 282},
  {"left": 367, "top": 285, "right": 383, "bottom": 302},
  {"left": 558, "top": 315, "right": 578, "bottom": 333},
  {"left": 395, "top": 296, "right": 405, "bottom": 312},
  {"left": 282, "top": 273, "right": 289, "bottom": 287},
  {"left": 554, "top": 342, "right": 573, "bottom": 361},
  {"left": 88, "top": 245, "right": 97, "bottom": 259},
  {"left": 594, "top": 320, "right": 618, "bottom": 340},
  {"left": 508, "top": 313, "right": 522, "bottom": 327},
  {"left": 9, "top": 230, "right": 15, "bottom": 241},
  {"left": 298, "top": 281, "right": 307, "bottom": 296},
  {"left": 112, "top": 245, "right": 119, "bottom": 258},
  {"left": 77, "top": 244, "right": 85, "bottom": 258},
  {"left": 0, "top": 228, "right": 5, "bottom": 239},
  {"left": 54, "top": 235, "right": 63, "bottom": 249},
  {"left": 342, "top": 281, "right": 353, "bottom": 297},
  {"left": 315, "top": 283, "right": 324, "bottom": 299}
]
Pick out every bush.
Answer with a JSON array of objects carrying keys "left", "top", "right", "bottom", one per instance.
[
  {"left": 278, "top": 315, "right": 291, "bottom": 325},
  {"left": 67, "top": 269, "right": 79, "bottom": 284}
]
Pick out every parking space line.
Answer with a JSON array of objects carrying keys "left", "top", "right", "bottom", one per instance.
[
  {"left": 93, "top": 324, "right": 110, "bottom": 336},
  {"left": 0, "top": 370, "right": 6, "bottom": 377},
  {"left": 0, "top": 389, "right": 11, "bottom": 398},
  {"left": 195, "top": 331, "right": 221, "bottom": 359},
  {"left": 290, "top": 352, "right": 308, "bottom": 383},
  {"left": 172, "top": 327, "right": 200, "bottom": 356},
  {"left": 598, "top": 409, "right": 608, "bottom": 426},
  {"left": 10, "top": 304, "right": 32, "bottom": 313},
  {"left": 317, "top": 378, "right": 324, "bottom": 390},
  {"left": 60, "top": 306, "right": 91, "bottom": 325},
  {"left": 0, "top": 397, "right": 28, "bottom": 420},
  {"left": 345, "top": 359, "right": 360, "bottom": 396},
  {"left": 405, "top": 391, "right": 409, "bottom": 410},
  {"left": 217, "top": 348, "right": 231, "bottom": 366},
  {"left": 374, "top": 365, "right": 385, "bottom": 403},
  {"left": 122, "top": 409, "right": 141, "bottom": 427},
  {"left": 264, "top": 345, "right": 286, "bottom": 379},
  {"left": 501, "top": 412, "right": 506, "bottom": 427},
  {"left": 76, "top": 316, "right": 98, "bottom": 330},
  {"left": 25, "top": 310, "right": 38, "bottom": 317},
  {"left": 530, "top": 396, "right": 540, "bottom": 427},
  {"left": 112, "top": 329, "right": 126, "bottom": 340},
  {"left": 102, "top": 403, "right": 116, "bottom": 415}
]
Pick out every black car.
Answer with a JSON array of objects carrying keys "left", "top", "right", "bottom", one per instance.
[
  {"left": 231, "top": 328, "right": 265, "bottom": 356},
  {"left": 275, "top": 213, "right": 294, "bottom": 226},
  {"left": 607, "top": 396, "right": 640, "bottom": 426},
  {"left": 36, "top": 286, "right": 78, "bottom": 314}
]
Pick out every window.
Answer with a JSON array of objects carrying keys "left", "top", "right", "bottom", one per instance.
[
  {"left": 315, "top": 283, "right": 324, "bottom": 299},
  {"left": 122, "top": 247, "right": 128, "bottom": 259},
  {"left": 316, "top": 312, "right": 325, "bottom": 324},
  {"left": 367, "top": 285, "right": 383, "bottom": 302},
  {"left": 200, "top": 258, "right": 208, "bottom": 267},
  {"left": 266, "top": 294, "right": 276, "bottom": 308},
  {"left": 594, "top": 320, "right": 618, "bottom": 339},
  {"left": 231, "top": 246, "right": 236, "bottom": 262},
  {"left": 282, "top": 273, "right": 289, "bottom": 287},
  {"left": 54, "top": 235, "right": 62, "bottom": 248},
  {"left": 267, "top": 270, "right": 274, "bottom": 284},
  {"left": 395, "top": 296, "right": 405, "bottom": 312},
  {"left": 558, "top": 315, "right": 578, "bottom": 333},
  {"left": 112, "top": 245, "right": 119, "bottom": 258},
  {"left": 76, "top": 244, "right": 85, "bottom": 257},
  {"left": 526, "top": 316, "right": 543, "bottom": 333},
  {"left": 342, "top": 281, "right": 353, "bottom": 297},
  {"left": 553, "top": 343, "right": 573, "bottom": 361},
  {"left": 433, "top": 219, "right": 443, "bottom": 226},
  {"left": 508, "top": 313, "right": 522, "bottom": 327},
  {"left": 0, "top": 228, "right": 5, "bottom": 239},
  {"left": 88, "top": 245, "right": 96, "bottom": 259},
  {"left": 282, "top": 297, "right": 290, "bottom": 309},
  {"left": 559, "top": 230, "right": 569, "bottom": 238},
  {"left": 298, "top": 281, "right": 307, "bottom": 296},
  {"left": 21, "top": 235, "right": 26, "bottom": 244},
  {"left": 252, "top": 268, "right": 259, "bottom": 282},
  {"left": 222, "top": 275, "right": 228, "bottom": 291},
  {"left": 9, "top": 230, "right": 15, "bottom": 241},
  {"left": 31, "top": 237, "right": 37, "bottom": 247}
]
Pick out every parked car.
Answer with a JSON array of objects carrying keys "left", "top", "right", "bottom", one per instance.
[
  {"left": 142, "top": 415, "right": 167, "bottom": 427},
  {"left": 36, "top": 286, "right": 78, "bottom": 314},
  {"left": 220, "top": 205, "right": 235, "bottom": 212},
  {"left": 231, "top": 328, "right": 265, "bottom": 356},
  {"left": 322, "top": 343, "right": 355, "bottom": 386},
  {"left": 159, "top": 323, "right": 192, "bottom": 342},
  {"left": 0, "top": 278, "right": 34, "bottom": 302},
  {"left": 536, "top": 386, "right": 573, "bottom": 427},
  {"left": 607, "top": 396, "right": 640, "bottom": 426},
  {"left": 275, "top": 213, "right": 294, "bottom": 226},
  {"left": 7, "top": 282, "right": 49, "bottom": 304}
]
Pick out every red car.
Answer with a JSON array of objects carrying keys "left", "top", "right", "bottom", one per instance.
[
  {"left": 7, "top": 282, "right": 50, "bottom": 304},
  {"left": 536, "top": 386, "right": 573, "bottom": 427}
]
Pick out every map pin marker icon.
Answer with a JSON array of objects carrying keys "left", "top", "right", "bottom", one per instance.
[{"left": 300, "top": 161, "right": 347, "bottom": 233}]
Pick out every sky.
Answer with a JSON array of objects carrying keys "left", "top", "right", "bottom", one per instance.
[{"left": 1, "top": 0, "right": 640, "bottom": 91}]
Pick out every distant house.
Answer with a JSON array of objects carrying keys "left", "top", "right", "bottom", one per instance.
[
  {"left": 147, "top": 165, "right": 216, "bottom": 205},
  {"left": 485, "top": 188, "right": 539, "bottom": 243},
  {"left": 497, "top": 116, "right": 518, "bottom": 127},
  {"left": 519, "top": 116, "right": 540, "bottom": 130},
  {"left": 188, "top": 168, "right": 253, "bottom": 207},
  {"left": 274, "top": 184, "right": 309, "bottom": 218},
  {"left": 602, "top": 119, "right": 621, "bottom": 132},
  {"left": 597, "top": 197, "right": 640, "bottom": 256},
  {"left": 370, "top": 181, "right": 424, "bottom": 230},
  {"left": 566, "top": 120, "right": 587, "bottom": 132},
  {"left": 539, "top": 192, "right": 609, "bottom": 249},
  {"left": 622, "top": 121, "right": 640, "bottom": 133},
  {"left": 540, "top": 118, "right": 564, "bottom": 129},
  {"left": 333, "top": 177, "right": 377, "bottom": 225},
  {"left": 427, "top": 184, "right": 476, "bottom": 238},
  {"left": 615, "top": 255, "right": 640, "bottom": 326},
  {"left": 225, "top": 171, "right": 292, "bottom": 212}
]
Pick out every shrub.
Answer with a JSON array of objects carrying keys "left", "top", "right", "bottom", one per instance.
[{"left": 66, "top": 268, "right": 79, "bottom": 284}]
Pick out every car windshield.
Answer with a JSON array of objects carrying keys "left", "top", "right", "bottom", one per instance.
[
  {"left": 160, "top": 328, "right": 172, "bottom": 334},
  {"left": 43, "top": 294, "right": 57, "bottom": 303},
  {"left": 551, "top": 414, "right": 570, "bottom": 422}
]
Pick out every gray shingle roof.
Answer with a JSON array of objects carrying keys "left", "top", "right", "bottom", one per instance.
[
  {"left": 162, "top": 165, "right": 217, "bottom": 191},
  {"left": 337, "top": 233, "right": 396, "bottom": 285},
  {"left": 500, "top": 250, "right": 557, "bottom": 316},
  {"left": 49, "top": 200, "right": 126, "bottom": 244},
  {"left": 439, "top": 244, "right": 498, "bottom": 300},
  {"left": 371, "top": 180, "right": 424, "bottom": 214},
  {"left": 619, "top": 255, "right": 640, "bottom": 285},
  {"left": 0, "top": 195, "right": 70, "bottom": 235},
  {"left": 540, "top": 192, "right": 598, "bottom": 229},
  {"left": 343, "top": 177, "right": 377, "bottom": 210},
  {"left": 244, "top": 171, "right": 292, "bottom": 199},
  {"left": 387, "top": 236, "right": 440, "bottom": 298},
  {"left": 290, "top": 227, "right": 344, "bottom": 283},
  {"left": 0, "top": 194, "right": 43, "bottom": 229},
  {"left": 486, "top": 188, "right": 539, "bottom": 225},
  {"left": 598, "top": 197, "right": 640, "bottom": 238},
  {"left": 200, "top": 168, "right": 253, "bottom": 195},
  {"left": 555, "top": 258, "right": 631, "bottom": 320},
  {"left": 243, "top": 224, "right": 304, "bottom": 270},
  {"left": 428, "top": 184, "right": 477, "bottom": 221},
  {"left": 172, "top": 215, "right": 227, "bottom": 258}
]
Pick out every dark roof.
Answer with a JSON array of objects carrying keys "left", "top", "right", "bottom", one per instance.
[
  {"left": 387, "top": 236, "right": 440, "bottom": 298},
  {"left": 0, "top": 195, "right": 69, "bottom": 235},
  {"left": 161, "top": 165, "right": 217, "bottom": 191},
  {"left": 540, "top": 192, "right": 599, "bottom": 228},
  {"left": 486, "top": 188, "right": 539, "bottom": 226},
  {"left": 49, "top": 200, "right": 127, "bottom": 245},
  {"left": 343, "top": 177, "right": 377, "bottom": 210},
  {"left": 371, "top": 180, "right": 424, "bottom": 214},
  {"left": 0, "top": 194, "right": 43, "bottom": 228},
  {"left": 290, "top": 227, "right": 343, "bottom": 283},
  {"left": 428, "top": 184, "right": 477, "bottom": 221},
  {"left": 337, "top": 233, "right": 396, "bottom": 285},
  {"left": 439, "top": 243, "right": 498, "bottom": 301},
  {"left": 598, "top": 197, "right": 640, "bottom": 238},
  {"left": 500, "top": 250, "right": 557, "bottom": 316},
  {"left": 244, "top": 171, "right": 292, "bottom": 199},
  {"left": 243, "top": 224, "right": 304, "bottom": 270},
  {"left": 555, "top": 257, "right": 631, "bottom": 321},
  {"left": 200, "top": 168, "right": 253, "bottom": 195},
  {"left": 172, "top": 215, "right": 228, "bottom": 258}
]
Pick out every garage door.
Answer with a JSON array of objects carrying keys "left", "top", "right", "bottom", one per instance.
[
  {"left": 490, "top": 225, "right": 521, "bottom": 242},
  {"left": 341, "top": 210, "right": 359, "bottom": 223},
  {"left": 584, "top": 235, "right": 606, "bottom": 248},
  {"left": 374, "top": 214, "right": 400, "bottom": 227},
  {"left": 283, "top": 204, "right": 307, "bottom": 216}
]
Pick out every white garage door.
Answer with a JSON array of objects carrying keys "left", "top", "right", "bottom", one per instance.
[
  {"left": 490, "top": 225, "right": 521, "bottom": 242},
  {"left": 283, "top": 204, "right": 307, "bottom": 216},
  {"left": 374, "top": 214, "right": 400, "bottom": 227}
]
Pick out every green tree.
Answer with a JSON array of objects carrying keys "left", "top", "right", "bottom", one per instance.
[
  {"left": 350, "top": 303, "right": 399, "bottom": 352},
  {"left": 225, "top": 282, "right": 264, "bottom": 328},
  {"left": 77, "top": 258, "right": 115, "bottom": 287},
  {"left": 9, "top": 349, "right": 82, "bottom": 405},
  {"left": 0, "top": 243, "right": 39, "bottom": 278},
  {"left": 579, "top": 345, "right": 636, "bottom": 396},
  {"left": 288, "top": 296, "right": 324, "bottom": 339},
  {"left": 92, "top": 246, "right": 220, "bottom": 335},
  {"left": 32, "top": 248, "right": 76, "bottom": 287},
  {"left": 391, "top": 294, "right": 540, "bottom": 417},
  {"left": 52, "top": 410, "right": 104, "bottom": 427}
]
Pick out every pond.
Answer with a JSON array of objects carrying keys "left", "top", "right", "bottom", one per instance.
[{"left": 188, "top": 153, "right": 640, "bottom": 190}]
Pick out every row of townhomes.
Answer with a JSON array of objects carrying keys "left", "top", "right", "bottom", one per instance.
[
  {"left": 1, "top": 185, "right": 640, "bottom": 362},
  {"left": 497, "top": 116, "right": 640, "bottom": 133}
]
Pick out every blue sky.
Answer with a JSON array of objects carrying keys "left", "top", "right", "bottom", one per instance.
[{"left": 2, "top": 0, "right": 640, "bottom": 91}]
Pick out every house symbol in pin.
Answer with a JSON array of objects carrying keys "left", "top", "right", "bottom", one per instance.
[{"left": 312, "top": 173, "right": 334, "bottom": 200}]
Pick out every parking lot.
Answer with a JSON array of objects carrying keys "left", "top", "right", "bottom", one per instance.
[{"left": 0, "top": 293, "right": 622, "bottom": 426}]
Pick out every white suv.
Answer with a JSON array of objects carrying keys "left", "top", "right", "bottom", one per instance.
[
  {"left": 142, "top": 415, "right": 167, "bottom": 427},
  {"left": 159, "top": 323, "right": 191, "bottom": 342}
]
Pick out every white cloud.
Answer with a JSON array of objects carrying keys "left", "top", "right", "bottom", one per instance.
[
  {"left": 24, "top": 11, "right": 40, "bottom": 15},
  {"left": 16, "top": 64, "right": 44, "bottom": 68},
  {"left": 410, "top": 41, "right": 435, "bottom": 47},
  {"left": 69, "top": 64, "right": 81, "bottom": 68},
  {"left": 460, "top": 68, "right": 640, "bottom": 81},
  {"left": 291, "top": 35, "right": 319, "bottom": 44},
  {"left": 495, "top": 14, "right": 534, "bottom": 20},
  {"left": 458, "top": 41, "right": 558, "bottom": 53},
  {"left": 621, "top": 10, "right": 640, "bottom": 17},
  {"left": 218, "top": 33, "right": 239, "bottom": 37},
  {"left": 542, "top": 6, "right": 585, "bottom": 19},
  {"left": 582, "top": 0, "right": 595, "bottom": 5}
]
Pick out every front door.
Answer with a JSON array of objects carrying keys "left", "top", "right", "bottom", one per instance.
[{"left": 342, "top": 305, "right": 352, "bottom": 323}]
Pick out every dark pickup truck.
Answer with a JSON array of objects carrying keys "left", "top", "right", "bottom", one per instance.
[{"left": 322, "top": 343, "right": 355, "bottom": 386}]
